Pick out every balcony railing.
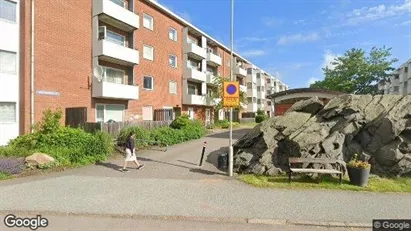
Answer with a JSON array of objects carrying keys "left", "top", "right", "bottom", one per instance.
[
  {"left": 94, "top": 39, "right": 139, "bottom": 66},
  {"left": 185, "top": 42, "right": 206, "bottom": 60},
  {"left": 92, "top": 78, "right": 139, "bottom": 100},
  {"left": 93, "top": 0, "right": 139, "bottom": 32}
]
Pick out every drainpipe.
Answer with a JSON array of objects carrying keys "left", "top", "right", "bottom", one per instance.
[{"left": 30, "top": 0, "right": 35, "bottom": 133}]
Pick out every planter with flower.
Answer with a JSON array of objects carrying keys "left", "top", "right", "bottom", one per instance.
[{"left": 347, "top": 153, "right": 371, "bottom": 187}]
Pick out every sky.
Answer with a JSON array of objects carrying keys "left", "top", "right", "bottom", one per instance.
[{"left": 156, "top": 0, "right": 411, "bottom": 89}]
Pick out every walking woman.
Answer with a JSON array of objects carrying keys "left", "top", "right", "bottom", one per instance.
[{"left": 121, "top": 132, "right": 144, "bottom": 172}]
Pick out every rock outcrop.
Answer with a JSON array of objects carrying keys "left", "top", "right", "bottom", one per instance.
[
  {"left": 233, "top": 95, "right": 411, "bottom": 177},
  {"left": 25, "top": 153, "right": 55, "bottom": 166}
]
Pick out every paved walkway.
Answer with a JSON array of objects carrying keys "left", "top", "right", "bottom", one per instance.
[{"left": 0, "top": 128, "right": 410, "bottom": 228}]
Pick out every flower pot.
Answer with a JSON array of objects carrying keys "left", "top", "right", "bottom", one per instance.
[{"left": 347, "top": 166, "right": 370, "bottom": 187}]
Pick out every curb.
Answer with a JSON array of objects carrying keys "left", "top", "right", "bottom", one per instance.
[{"left": 0, "top": 210, "right": 372, "bottom": 228}]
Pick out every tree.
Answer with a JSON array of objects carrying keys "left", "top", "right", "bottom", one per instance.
[
  {"left": 205, "top": 75, "right": 247, "bottom": 113},
  {"left": 310, "top": 46, "right": 398, "bottom": 94}
]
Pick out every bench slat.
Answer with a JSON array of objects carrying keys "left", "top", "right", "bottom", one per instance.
[
  {"left": 290, "top": 168, "right": 342, "bottom": 174},
  {"left": 289, "top": 158, "right": 340, "bottom": 164}
]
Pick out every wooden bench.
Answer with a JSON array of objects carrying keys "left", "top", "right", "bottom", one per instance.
[{"left": 288, "top": 157, "right": 344, "bottom": 184}]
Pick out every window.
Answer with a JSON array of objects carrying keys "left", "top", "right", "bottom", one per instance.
[
  {"left": 96, "top": 104, "right": 125, "bottom": 123},
  {"left": 0, "top": 50, "right": 16, "bottom": 73},
  {"left": 267, "top": 101, "right": 272, "bottom": 106},
  {"left": 187, "top": 59, "right": 200, "bottom": 70},
  {"left": 143, "top": 76, "right": 153, "bottom": 90},
  {"left": 257, "top": 86, "right": 261, "bottom": 91},
  {"left": 143, "top": 13, "right": 153, "bottom": 30},
  {"left": 169, "top": 55, "right": 177, "bottom": 68},
  {"left": 0, "top": 102, "right": 16, "bottom": 123},
  {"left": 169, "top": 27, "right": 177, "bottom": 41},
  {"left": 102, "top": 66, "right": 125, "bottom": 84},
  {"left": 247, "top": 68, "right": 253, "bottom": 74},
  {"left": 143, "top": 45, "right": 154, "bottom": 61},
  {"left": 0, "top": 0, "right": 16, "bottom": 23},
  {"left": 187, "top": 83, "right": 197, "bottom": 95},
  {"left": 169, "top": 81, "right": 177, "bottom": 94},
  {"left": 110, "top": 0, "right": 126, "bottom": 8},
  {"left": 187, "top": 107, "right": 194, "bottom": 120},
  {"left": 142, "top": 106, "right": 153, "bottom": 121},
  {"left": 247, "top": 97, "right": 252, "bottom": 103},
  {"left": 247, "top": 83, "right": 252, "bottom": 89},
  {"left": 257, "top": 99, "right": 261, "bottom": 104},
  {"left": 106, "top": 30, "right": 126, "bottom": 46},
  {"left": 405, "top": 67, "right": 408, "bottom": 73},
  {"left": 187, "top": 36, "right": 198, "bottom": 45},
  {"left": 394, "top": 86, "right": 399, "bottom": 92}
]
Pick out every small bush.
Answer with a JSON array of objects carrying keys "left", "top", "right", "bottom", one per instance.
[
  {"left": 170, "top": 114, "right": 191, "bottom": 129},
  {"left": 255, "top": 115, "right": 267, "bottom": 123},
  {"left": 214, "top": 120, "right": 241, "bottom": 129}
]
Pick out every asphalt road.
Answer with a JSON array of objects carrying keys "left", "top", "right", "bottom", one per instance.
[
  {"left": 0, "top": 128, "right": 409, "bottom": 229},
  {"left": 0, "top": 214, "right": 368, "bottom": 231}
]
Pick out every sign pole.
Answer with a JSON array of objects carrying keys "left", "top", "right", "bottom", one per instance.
[{"left": 228, "top": 0, "right": 234, "bottom": 177}]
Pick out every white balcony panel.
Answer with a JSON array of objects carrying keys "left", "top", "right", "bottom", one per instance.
[
  {"left": 185, "top": 68, "right": 206, "bottom": 82},
  {"left": 93, "top": 0, "right": 139, "bottom": 32},
  {"left": 247, "top": 88, "right": 257, "bottom": 97},
  {"left": 183, "top": 94, "right": 207, "bottom": 106},
  {"left": 207, "top": 52, "right": 222, "bottom": 66},
  {"left": 94, "top": 40, "right": 139, "bottom": 66},
  {"left": 185, "top": 43, "right": 206, "bottom": 60},
  {"left": 93, "top": 79, "right": 139, "bottom": 100},
  {"left": 257, "top": 77, "right": 265, "bottom": 86},
  {"left": 235, "top": 66, "right": 247, "bottom": 77}
]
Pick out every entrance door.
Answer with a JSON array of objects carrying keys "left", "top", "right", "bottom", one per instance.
[{"left": 205, "top": 108, "right": 211, "bottom": 125}]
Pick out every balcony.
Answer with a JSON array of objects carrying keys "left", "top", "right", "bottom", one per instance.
[
  {"left": 185, "top": 68, "right": 206, "bottom": 82},
  {"left": 92, "top": 79, "right": 139, "bottom": 100},
  {"left": 185, "top": 42, "right": 207, "bottom": 60},
  {"left": 256, "top": 76, "right": 265, "bottom": 86},
  {"left": 94, "top": 39, "right": 139, "bottom": 66},
  {"left": 206, "top": 52, "right": 222, "bottom": 66},
  {"left": 93, "top": 0, "right": 139, "bottom": 32},
  {"left": 206, "top": 73, "right": 218, "bottom": 85},
  {"left": 234, "top": 66, "right": 247, "bottom": 77},
  {"left": 247, "top": 87, "right": 257, "bottom": 97},
  {"left": 183, "top": 94, "right": 214, "bottom": 106}
]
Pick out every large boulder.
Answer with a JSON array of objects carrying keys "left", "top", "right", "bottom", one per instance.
[
  {"left": 233, "top": 94, "right": 411, "bottom": 177},
  {"left": 25, "top": 153, "right": 55, "bottom": 166}
]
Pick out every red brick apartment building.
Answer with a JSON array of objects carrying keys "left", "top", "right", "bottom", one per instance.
[{"left": 1, "top": 0, "right": 280, "bottom": 145}]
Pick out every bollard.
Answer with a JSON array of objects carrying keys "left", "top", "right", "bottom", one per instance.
[{"left": 199, "top": 141, "right": 207, "bottom": 167}]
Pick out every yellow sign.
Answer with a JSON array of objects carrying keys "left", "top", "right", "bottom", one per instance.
[
  {"left": 223, "top": 81, "right": 240, "bottom": 98},
  {"left": 223, "top": 81, "right": 240, "bottom": 107},
  {"left": 223, "top": 97, "right": 240, "bottom": 107}
]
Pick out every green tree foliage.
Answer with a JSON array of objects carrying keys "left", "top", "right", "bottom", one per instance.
[{"left": 310, "top": 46, "right": 398, "bottom": 94}]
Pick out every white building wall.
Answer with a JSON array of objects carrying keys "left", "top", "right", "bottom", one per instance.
[{"left": 0, "top": 0, "right": 20, "bottom": 146}]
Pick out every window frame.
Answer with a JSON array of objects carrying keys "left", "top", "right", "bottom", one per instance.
[
  {"left": 0, "top": 0, "right": 17, "bottom": 23},
  {"left": 0, "top": 102, "right": 16, "bottom": 124},
  {"left": 106, "top": 30, "right": 126, "bottom": 47},
  {"left": 169, "top": 81, "right": 177, "bottom": 94},
  {"left": 0, "top": 50, "right": 17, "bottom": 74},
  {"left": 143, "top": 45, "right": 154, "bottom": 61},
  {"left": 169, "top": 54, "right": 177, "bottom": 68},
  {"left": 169, "top": 27, "right": 177, "bottom": 41},
  {"left": 143, "top": 13, "right": 154, "bottom": 30},
  {"left": 143, "top": 76, "right": 154, "bottom": 90},
  {"left": 95, "top": 103, "right": 125, "bottom": 123},
  {"left": 101, "top": 66, "right": 126, "bottom": 84}
]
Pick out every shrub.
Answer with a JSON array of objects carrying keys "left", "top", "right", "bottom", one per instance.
[
  {"left": 214, "top": 120, "right": 240, "bottom": 129},
  {"left": 170, "top": 115, "right": 191, "bottom": 129},
  {"left": 4, "top": 109, "right": 114, "bottom": 167},
  {"left": 255, "top": 108, "right": 268, "bottom": 123},
  {"left": 118, "top": 116, "right": 206, "bottom": 148},
  {"left": 0, "top": 158, "right": 25, "bottom": 175}
]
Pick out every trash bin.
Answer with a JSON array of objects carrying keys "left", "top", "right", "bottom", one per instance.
[{"left": 218, "top": 153, "right": 228, "bottom": 169}]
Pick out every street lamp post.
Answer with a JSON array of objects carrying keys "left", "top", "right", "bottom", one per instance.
[{"left": 228, "top": 0, "right": 234, "bottom": 177}]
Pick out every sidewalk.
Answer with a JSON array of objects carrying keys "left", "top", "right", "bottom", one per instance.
[{"left": 0, "top": 129, "right": 410, "bottom": 228}]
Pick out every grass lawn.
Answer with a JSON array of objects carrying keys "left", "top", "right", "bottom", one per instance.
[{"left": 239, "top": 174, "right": 411, "bottom": 193}]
